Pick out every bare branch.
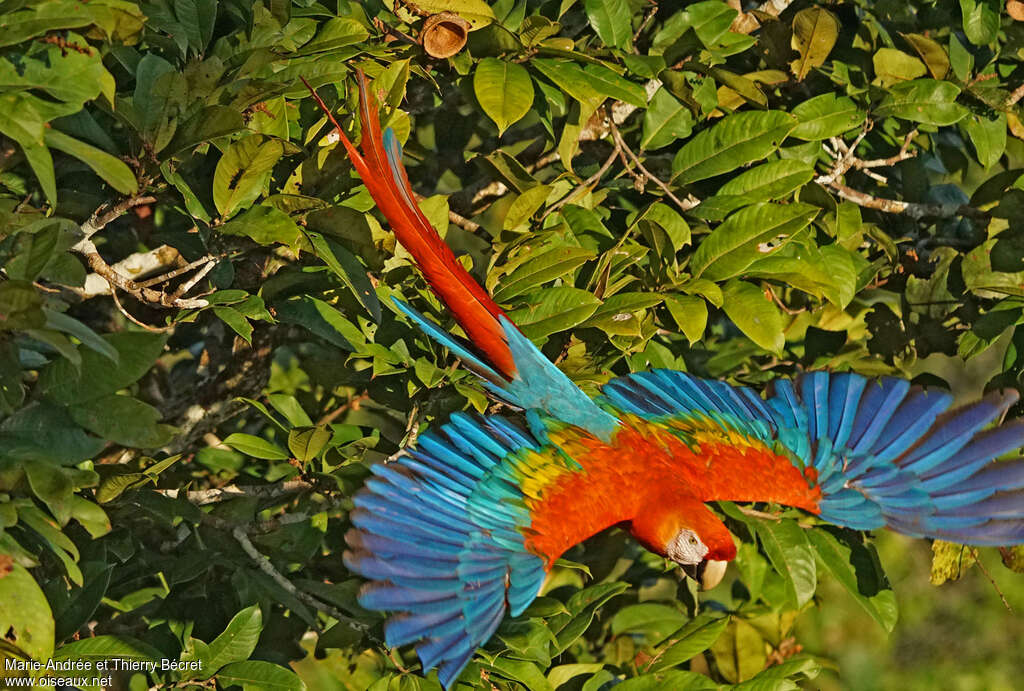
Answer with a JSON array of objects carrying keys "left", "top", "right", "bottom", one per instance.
[
  {"left": 110, "top": 287, "right": 175, "bottom": 332},
  {"left": 827, "top": 182, "right": 986, "bottom": 220},
  {"left": 222, "top": 520, "right": 372, "bottom": 635},
  {"left": 158, "top": 480, "right": 316, "bottom": 505},
  {"left": 74, "top": 240, "right": 210, "bottom": 309},
  {"left": 609, "top": 119, "right": 700, "bottom": 213},
  {"left": 81, "top": 245, "right": 184, "bottom": 297},
  {"left": 76, "top": 194, "right": 157, "bottom": 244},
  {"left": 541, "top": 141, "right": 623, "bottom": 220},
  {"left": 1005, "top": 83, "right": 1024, "bottom": 108}
]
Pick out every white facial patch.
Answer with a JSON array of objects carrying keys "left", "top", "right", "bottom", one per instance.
[{"left": 666, "top": 529, "right": 709, "bottom": 566}]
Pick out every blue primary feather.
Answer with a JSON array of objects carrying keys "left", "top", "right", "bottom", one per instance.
[
  {"left": 601, "top": 370, "right": 1024, "bottom": 544},
  {"left": 345, "top": 414, "right": 551, "bottom": 689},
  {"left": 394, "top": 299, "right": 619, "bottom": 440}
]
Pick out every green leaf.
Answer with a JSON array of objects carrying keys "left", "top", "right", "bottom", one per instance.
[
  {"left": 0, "top": 280, "right": 45, "bottom": 330},
  {"left": 488, "top": 658, "right": 554, "bottom": 691},
  {"left": 642, "top": 87, "right": 695, "bottom": 150},
  {"left": 507, "top": 286, "right": 602, "bottom": 339},
  {"left": 288, "top": 427, "right": 332, "bottom": 462},
  {"left": 43, "top": 310, "right": 119, "bottom": 364},
  {"left": 299, "top": 17, "right": 369, "bottom": 54},
  {"left": 689, "top": 202, "right": 818, "bottom": 280},
  {"left": 54, "top": 635, "right": 163, "bottom": 663},
  {"left": 789, "top": 7, "right": 839, "bottom": 81},
  {"left": 648, "top": 615, "right": 730, "bottom": 673},
  {"left": 582, "top": 64, "right": 647, "bottom": 108},
  {"left": 532, "top": 59, "right": 605, "bottom": 113},
  {"left": 0, "top": 94, "right": 55, "bottom": 205},
  {"left": 43, "top": 129, "right": 137, "bottom": 194},
  {"left": 610, "top": 603, "right": 688, "bottom": 641},
  {"left": 203, "top": 605, "right": 263, "bottom": 676},
  {"left": 474, "top": 59, "right": 534, "bottom": 135},
  {"left": 963, "top": 112, "right": 1006, "bottom": 169},
  {"left": 274, "top": 296, "right": 364, "bottom": 351},
  {"left": 960, "top": 0, "right": 999, "bottom": 45},
  {"left": 616, "top": 670, "right": 718, "bottom": 691},
  {"left": 672, "top": 111, "right": 797, "bottom": 184},
  {"left": 213, "top": 137, "right": 284, "bottom": 219},
  {"left": 718, "top": 160, "right": 815, "bottom": 201},
  {"left": 873, "top": 48, "right": 926, "bottom": 88},
  {"left": 305, "top": 233, "right": 382, "bottom": 321},
  {"left": 215, "top": 660, "right": 306, "bottom": 691},
  {"left": 219, "top": 205, "right": 303, "bottom": 248},
  {"left": 408, "top": 0, "right": 495, "bottom": 29},
  {"left": 875, "top": 79, "right": 967, "bottom": 126},
  {"left": 721, "top": 279, "right": 785, "bottom": 354},
  {"left": 948, "top": 33, "right": 973, "bottom": 81},
  {"left": 223, "top": 433, "right": 290, "bottom": 460},
  {"left": 710, "top": 619, "right": 766, "bottom": 683},
  {"left": 901, "top": 33, "right": 950, "bottom": 79},
  {"left": 68, "top": 394, "right": 175, "bottom": 448},
  {"left": 166, "top": 105, "right": 246, "bottom": 155},
  {"left": 0, "top": 565, "right": 55, "bottom": 661},
  {"left": 665, "top": 295, "right": 708, "bottom": 344},
  {"left": 790, "top": 93, "right": 865, "bottom": 141},
  {"left": 807, "top": 528, "right": 898, "bottom": 632},
  {"left": 493, "top": 246, "right": 597, "bottom": 302},
  {"left": 504, "top": 184, "right": 553, "bottom": 229},
  {"left": 214, "top": 306, "right": 254, "bottom": 343},
  {"left": 40, "top": 332, "right": 167, "bottom": 404},
  {"left": 547, "top": 663, "right": 605, "bottom": 689},
  {"left": 754, "top": 518, "right": 816, "bottom": 608},
  {"left": 584, "top": 0, "right": 632, "bottom": 49}
]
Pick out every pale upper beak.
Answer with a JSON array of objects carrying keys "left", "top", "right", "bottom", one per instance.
[{"left": 681, "top": 559, "right": 728, "bottom": 590}]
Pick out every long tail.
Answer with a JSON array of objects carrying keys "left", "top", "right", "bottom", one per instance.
[
  {"left": 302, "top": 73, "right": 515, "bottom": 382},
  {"left": 303, "top": 73, "right": 618, "bottom": 439}
]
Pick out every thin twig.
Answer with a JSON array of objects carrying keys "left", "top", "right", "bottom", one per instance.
[
  {"left": 173, "top": 258, "right": 217, "bottom": 298},
  {"left": 110, "top": 286, "right": 175, "bottom": 332},
  {"left": 227, "top": 523, "right": 372, "bottom": 635},
  {"left": 609, "top": 120, "right": 699, "bottom": 213},
  {"left": 136, "top": 254, "right": 217, "bottom": 288},
  {"left": 318, "top": 391, "right": 370, "bottom": 425},
  {"left": 76, "top": 195, "right": 157, "bottom": 243},
  {"left": 75, "top": 242, "right": 210, "bottom": 309},
  {"left": 971, "top": 548, "right": 1013, "bottom": 612},
  {"left": 448, "top": 208, "right": 482, "bottom": 233},
  {"left": 541, "top": 141, "right": 622, "bottom": 220},
  {"left": 158, "top": 480, "right": 316, "bottom": 505},
  {"left": 827, "top": 182, "right": 986, "bottom": 220},
  {"left": 735, "top": 505, "right": 783, "bottom": 522},
  {"left": 1007, "top": 83, "right": 1024, "bottom": 108},
  {"left": 632, "top": 1, "right": 659, "bottom": 50}
]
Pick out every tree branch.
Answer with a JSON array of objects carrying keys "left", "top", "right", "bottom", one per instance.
[
  {"left": 827, "top": 182, "right": 986, "bottom": 220},
  {"left": 609, "top": 119, "right": 700, "bottom": 213},
  {"left": 158, "top": 480, "right": 316, "bottom": 505}
]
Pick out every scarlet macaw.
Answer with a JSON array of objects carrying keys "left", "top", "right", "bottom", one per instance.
[{"left": 305, "top": 74, "right": 1024, "bottom": 687}]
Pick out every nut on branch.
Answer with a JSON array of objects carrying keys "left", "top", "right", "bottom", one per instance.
[{"left": 421, "top": 12, "right": 470, "bottom": 58}]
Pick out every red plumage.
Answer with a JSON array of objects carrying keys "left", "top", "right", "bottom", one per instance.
[{"left": 302, "top": 73, "right": 517, "bottom": 380}]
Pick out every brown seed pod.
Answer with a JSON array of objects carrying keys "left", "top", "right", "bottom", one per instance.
[{"left": 421, "top": 12, "right": 471, "bottom": 58}]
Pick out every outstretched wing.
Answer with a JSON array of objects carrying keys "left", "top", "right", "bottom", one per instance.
[
  {"left": 345, "top": 413, "right": 575, "bottom": 687},
  {"left": 603, "top": 370, "right": 1024, "bottom": 545}
]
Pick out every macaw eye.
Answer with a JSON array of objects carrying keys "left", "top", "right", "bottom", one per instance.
[{"left": 688, "top": 536, "right": 698, "bottom": 546}]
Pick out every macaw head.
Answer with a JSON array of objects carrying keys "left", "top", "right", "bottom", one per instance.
[{"left": 629, "top": 494, "right": 735, "bottom": 590}]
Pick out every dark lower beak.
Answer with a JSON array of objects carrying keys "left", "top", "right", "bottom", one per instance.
[{"left": 681, "top": 559, "right": 727, "bottom": 590}]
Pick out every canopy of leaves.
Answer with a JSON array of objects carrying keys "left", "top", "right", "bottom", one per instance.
[{"left": 1, "top": 0, "right": 1023, "bottom": 690}]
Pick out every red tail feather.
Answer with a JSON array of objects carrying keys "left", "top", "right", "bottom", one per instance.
[{"left": 301, "top": 74, "right": 516, "bottom": 379}]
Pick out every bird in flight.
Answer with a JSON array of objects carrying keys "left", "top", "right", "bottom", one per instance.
[{"left": 304, "top": 72, "right": 1024, "bottom": 689}]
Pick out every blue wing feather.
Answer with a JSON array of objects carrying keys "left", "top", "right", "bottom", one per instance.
[
  {"left": 601, "top": 369, "right": 1024, "bottom": 545},
  {"left": 345, "top": 415, "right": 549, "bottom": 689}
]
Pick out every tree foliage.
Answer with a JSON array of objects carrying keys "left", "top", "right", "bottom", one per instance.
[{"left": 1, "top": 0, "right": 1023, "bottom": 689}]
